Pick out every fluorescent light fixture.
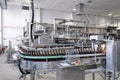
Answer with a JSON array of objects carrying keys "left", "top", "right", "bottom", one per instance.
[
  {"left": 108, "top": 13, "right": 112, "bottom": 16},
  {"left": 73, "top": 8, "right": 76, "bottom": 11}
]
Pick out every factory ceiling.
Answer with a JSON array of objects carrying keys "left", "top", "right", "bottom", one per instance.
[{"left": 6, "top": 0, "right": 120, "bottom": 17}]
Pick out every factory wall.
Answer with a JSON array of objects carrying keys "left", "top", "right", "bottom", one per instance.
[
  {"left": 3, "top": 5, "right": 28, "bottom": 48},
  {"left": 41, "top": 8, "right": 72, "bottom": 23},
  {"left": 2, "top": 5, "right": 72, "bottom": 48},
  {"left": 95, "top": 16, "right": 120, "bottom": 27},
  {"left": 3, "top": 5, "right": 72, "bottom": 27}
]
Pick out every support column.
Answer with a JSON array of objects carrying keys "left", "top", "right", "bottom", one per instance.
[
  {"left": 40, "top": 8, "right": 43, "bottom": 23},
  {"left": 1, "top": 8, "right": 3, "bottom": 46}
]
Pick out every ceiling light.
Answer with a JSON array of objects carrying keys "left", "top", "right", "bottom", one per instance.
[
  {"left": 26, "top": 0, "right": 30, "bottom": 3},
  {"left": 108, "top": 13, "right": 112, "bottom": 16},
  {"left": 73, "top": 8, "right": 76, "bottom": 11}
]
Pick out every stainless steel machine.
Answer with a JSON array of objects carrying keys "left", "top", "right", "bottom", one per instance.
[
  {"left": 56, "top": 64, "right": 85, "bottom": 80},
  {"left": 106, "top": 40, "right": 120, "bottom": 80},
  {"left": 16, "top": 0, "right": 120, "bottom": 80},
  {"left": 18, "top": 35, "right": 106, "bottom": 80}
]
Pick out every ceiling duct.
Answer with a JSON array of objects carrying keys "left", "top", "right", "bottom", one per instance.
[
  {"left": 75, "top": 3, "right": 84, "bottom": 15},
  {"left": 22, "top": 0, "right": 30, "bottom": 10},
  {"left": 0, "top": 0, "right": 7, "bottom": 9}
]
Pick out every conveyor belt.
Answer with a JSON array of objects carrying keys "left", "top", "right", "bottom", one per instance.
[
  {"left": 20, "top": 54, "right": 63, "bottom": 59},
  {"left": 19, "top": 53, "right": 105, "bottom": 62},
  {"left": 18, "top": 45, "right": 104, "bottom": 61},
  {"left": 19, "top": 54, "right": 65, "bottom": 61}
]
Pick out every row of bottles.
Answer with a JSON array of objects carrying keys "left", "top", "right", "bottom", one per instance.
[
  {"left": 26, "top": 49, "right": 66, "bottom": 56},
  {"left": 20, "top": 47, "right": 103, "bottom": 56},
  {"left": 19, "top": 47, "right": 27, "bottom": 52},
  {"left": 78, "top": 48, "right": 102, "bottom": 54}
]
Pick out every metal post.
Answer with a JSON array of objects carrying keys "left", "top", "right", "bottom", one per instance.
[
  {"left": 111, "top": 70, "right": 115, "bottom": 80},
  {"left": 111, "top": 72, "right": 115, "bottom": 80},
  {"left": 30, "top": 62, "right": 35, "bottom": 80},
  {"left": 66, "top": 25, "right": 69, "bottom": 34},
  {"left": 53, "top": 18, "right": 56, "bottom": 34},
  {"left": 92, "top": 73, "right": 95, "bottom": 80},
  {"left": 104, "top": 71, "right": 107, "bottom": 80},
  {"left": 23, "top": 75, "right": 26, "bottom": 80}
]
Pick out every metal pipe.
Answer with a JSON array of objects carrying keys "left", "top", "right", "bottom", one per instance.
[
  {"left": 55, "top": 18, "right": 86, "bottom": 23},
  {"left": 53, "top": 18, "right": 56, "bottom": 34}
]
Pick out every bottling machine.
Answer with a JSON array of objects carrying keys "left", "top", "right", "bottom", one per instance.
[
  {"left": 18, "top": 20, "right": 107, "bottom": 80},
  {"left": 16, "top": 0, "right": 120, "bottom": 80}
]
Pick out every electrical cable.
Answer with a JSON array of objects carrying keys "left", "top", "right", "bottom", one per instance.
[
  {"left": 18, "top": 59, "right": 30, "bottom": 80},
  {"left": 30, "top": 0, "right": 34, "bottom": 42},
  {"left": 18, "top": 59, "right": 30, "bottom": 74}
]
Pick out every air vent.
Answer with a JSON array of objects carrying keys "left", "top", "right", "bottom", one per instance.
[{"left": 75, "top": 3, "right": 84, "bottom": 15}]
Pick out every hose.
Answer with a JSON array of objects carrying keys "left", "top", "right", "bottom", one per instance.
[
  {"left": 18, "top": 59, "right": 30, "bottom": 75},
  {"left": 30, "top": 0, "right": 34, "bottom": 42},
  {"left": 18, "top": 59, "right": 30, "bottom": 80}
]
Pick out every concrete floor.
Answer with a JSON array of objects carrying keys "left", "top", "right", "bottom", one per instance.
[
  {"left": 0, "top": 54, "right": 120, "bottom": 80},
  {"left": 0, "top": 54, "right": 21, "bottom": 80}
]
